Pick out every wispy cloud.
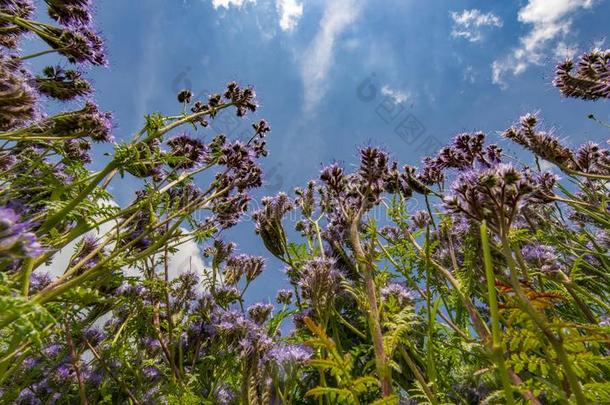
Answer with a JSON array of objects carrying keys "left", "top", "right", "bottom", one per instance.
[
  {"left": 491, "top": 0, "right": 596, "bottom": 87},
  {"left": 277, "top": 0, "right": 303, "bottom": 32},
  {"left": 381, "top": 85, "right": 410, "bottom": 105},
  {"left": 451, "top": 9, "right": 502, "bottom": 42},
  {"left": 211, "top": 0, "right": 255, "bottom": 9},
  {"left": 300, "top": 0, "right": 361, "bottom": 114}
]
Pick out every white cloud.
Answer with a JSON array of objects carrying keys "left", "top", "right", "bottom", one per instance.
[
  {"left": 381, "top": 85, "right": 410, "bottom": 105},
  {"left": 211, "top": 0, "right": 255, "bottom": 9},
  {"left": 300, "top": 0, "right": 361, "bottom": 113},
  {"left": 555, "top": 41, "right": 578, "bottom": 59},
  {"left": 277, "top": 0, "right": 303, "bottom": 32},
  {"left": 451, "top": 9, "right": 502, "bottom": 42},
  {"left": 491, "top": 0, "right": 596, "bottom": 87}
]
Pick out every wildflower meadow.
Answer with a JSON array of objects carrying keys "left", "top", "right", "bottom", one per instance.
[{"left": 0, "top": 1, "right": 609, "bottom": 404}]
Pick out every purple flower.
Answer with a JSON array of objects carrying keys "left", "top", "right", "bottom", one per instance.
[
  {"left": 521, "top": 243, "right": 561, "bottom": 273},
  {"left": 225, "top": 254, "right": 265, "bottom": 284},
  {"left": 0, "top": 56, "right": 38, "bottom": 130},
  {"left": 0, "top": 0, "right": 34, "bottom": 48},
  {"left": 411, "top": 210, "right": 431, "bottom": 230},
  {"left": 276, "top": 289, "right": 293, "bottom": 305},
  {"left": 600, "top": 316, "right": 610, "bottom": 328},
  {"left": 83, "top": 326, "right": 105, "bottom": 346},
  {"left": 298, "top": 257, "right": 343, "bottom": 314},
  {"left": 0, "top": 206, "right": 44, "bottom": 258},
  {"left": 266, "top": 342, "right": 312, "bottom": 367},
  {"left": 43, "top": 26, "right": 108, "bottom": 66},
  {"left": 46, "top": 0, "right": 93, "bottom": 27},
  {"left": 247, "top": 302, "right": 273, "bottom": 324},
  {"left": 167, "top": 133, "right": 208, "bottom": 169},
  {"left": 253, "top": 193, "right": 294, "bottom": 257},
  {"left": 554, "top": 49, "right": 610, "bottom": 100},
  {"left": 142, "top": 366, "right": 161, "bottom": 381},
  {"left": 29, "top": 271, "right": 53, "bottom": 294},
  {"left": 214, "top": 384, "right": 236, "bottom": 405},
  {"left": 52, "top": 363, "right": 73, "bottom": 383},
  {"left": 381, "top": 283, "right": 414, "bottom": 307},
  {"left": 503, "top": 114, "right": 573, "bottom": 168}
]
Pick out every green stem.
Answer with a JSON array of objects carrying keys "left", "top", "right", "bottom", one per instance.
[
  {"left": 500, "top": 235, "right": 587, "bottom": 405},
  {"left": 18, "top": 48, "right": 60, "bottom": 60},
  {"left": 37, "top": 160, "right": 118, "bottom": 235},
  {"left": 480, "top": 222, "right": 514, "bottom": 405}
]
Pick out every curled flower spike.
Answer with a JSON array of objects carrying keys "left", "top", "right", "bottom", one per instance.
[
  {"left": 46, "top": 0, "right": 93, "bottom": 27},
  {"left": 0, "top": 56, "right": 38, "bottom": 131},
  {"left": 275, "top": 288, "right": 293, "bottom": 305},
  {"left": 411, "top": 210, "right": 431, "bottom": 230},
  {"left": 0, "top": 206, "right": 44, "bottom": 258},
  {"left": 503, "top": 114, "right": 574, "bottom": 168},
  {"left": 36, "top": 66, "right": 92, "bottom": 101},
  {"left": 166, "top": 133, "right": 208, "bottom": 169},
  {"left": 35, "top": 25, "right": 107, "bottom": 66},
  {"left": 247, "top": 302, "right": 273, "bottom": 324},
  {"left": 18, "top": 102, "right": 113, "bottom": 142},
  {"left": 225, "top": 254, "right": 265, "bottom": 284},
  {"left": 0, "top": 0, "right": 34, "bottom": 48},
  {"left": 298, "top": 257, "right": 343, "bottom": 314},
  {"left": 177, "top": 89, "right": 192, "bottom": 104},
  {"left": 63, "top": 139, "right": 92, "bottom": 164},
  {"left": 444, "top": 163, "right": 548, "bottom": 230},
  {"left": 554, "top": 49, "right": 610, "bottom": 100},
  {"left": 223, "top": 81, "right": 257, "bottom": 116},
  {"left": 253, "top": 192, "right": 293, "bottom": 257}
]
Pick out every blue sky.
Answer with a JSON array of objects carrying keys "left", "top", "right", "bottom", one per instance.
[{"left": 36, "top": 0, "right": 610, "bottom": 302}]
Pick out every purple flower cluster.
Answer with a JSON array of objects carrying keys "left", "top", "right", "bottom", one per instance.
[
  {"left": 554, "top": 49, "right": 610, "bottom": 100},
  {"left": 503, "top": 114, "right": 573, "bottom": 168},
  {"left": 224, "top": 254, "right": 265, "bottom": 285},
  {"left": 266, "top": 342, "right": 312, "bottom": 367},
  {"left": 247, "top": 302, "right": 274, "bottom": 324},
  {"left": 0, "top": 0, "right": 34, "bottom": 48},
  {"left": 46, "top": 0, "right": 93, "bottom": 27},
  {"left": 380, "top": 282, "right": 414, "bottom": 307},
  {"left": 521, "top": 243, "right": 562, "bottom": 273},
  {"left": 0, "top": 206, "right": 43, "bottom": 258},
  {"left": 444, "top": 163, "right": 551, "bottom": 230},
  {"left": 215, "top": 309, "right": 273, "bottom": 359},
  {"left": 0, "top": 56, "right": 38, "bottom": 131},
  {"left": 298, "top": 257, "right": 343, "bottom": 314},
  {"left": 253, "top": 193, "right": 294, "bottom": 257},
  {"left": 167, "top": 133, "right": 208, "bottom": 169},
  {"left": 276, "top": 289, "right": 293, "bottom": 305}
]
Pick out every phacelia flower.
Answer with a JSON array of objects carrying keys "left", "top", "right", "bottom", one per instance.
[
  {"left": 503, "top": 114, "right": 574, "bottom": 168},
  {"left": 166, "top": 133, "right": 207, "bottom": 169},
  {"left": 0, "top": 56, "right": 38, "bottom": 131},
  {"left": 381, "top": 283, "right": 414, "bottom": 307},
  {"left": 554, "top": 49, "right": 610, "bottom": 100},
  {"left": 266, "top": 342, "right": 312, "bottom": 367},
  {"left": 0, "top": 0, "right": 34, "bottom": 48},
  {"left": 521, "top": 243, "right": 561, "bottom": 273},
  {"left": 253, "top": 193, "right": 293, "bottom": 257},
  {"left": 298, "top": 257, "right": 343, "bottom": 314},
  {"left": 276, "top": 289, "right": 293, "bottom": 305},
  {"left": 247, "top": 302, "right": 274, "bottom": 324},
  {"left": 46, "top": 0, "right": 93, "bottom": 27},
  {"left": 21, "top": 102, "right": 113, "bottom": 143},
  {"left": 0, "top": 206, "right": 43, "bottom": 258}
]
